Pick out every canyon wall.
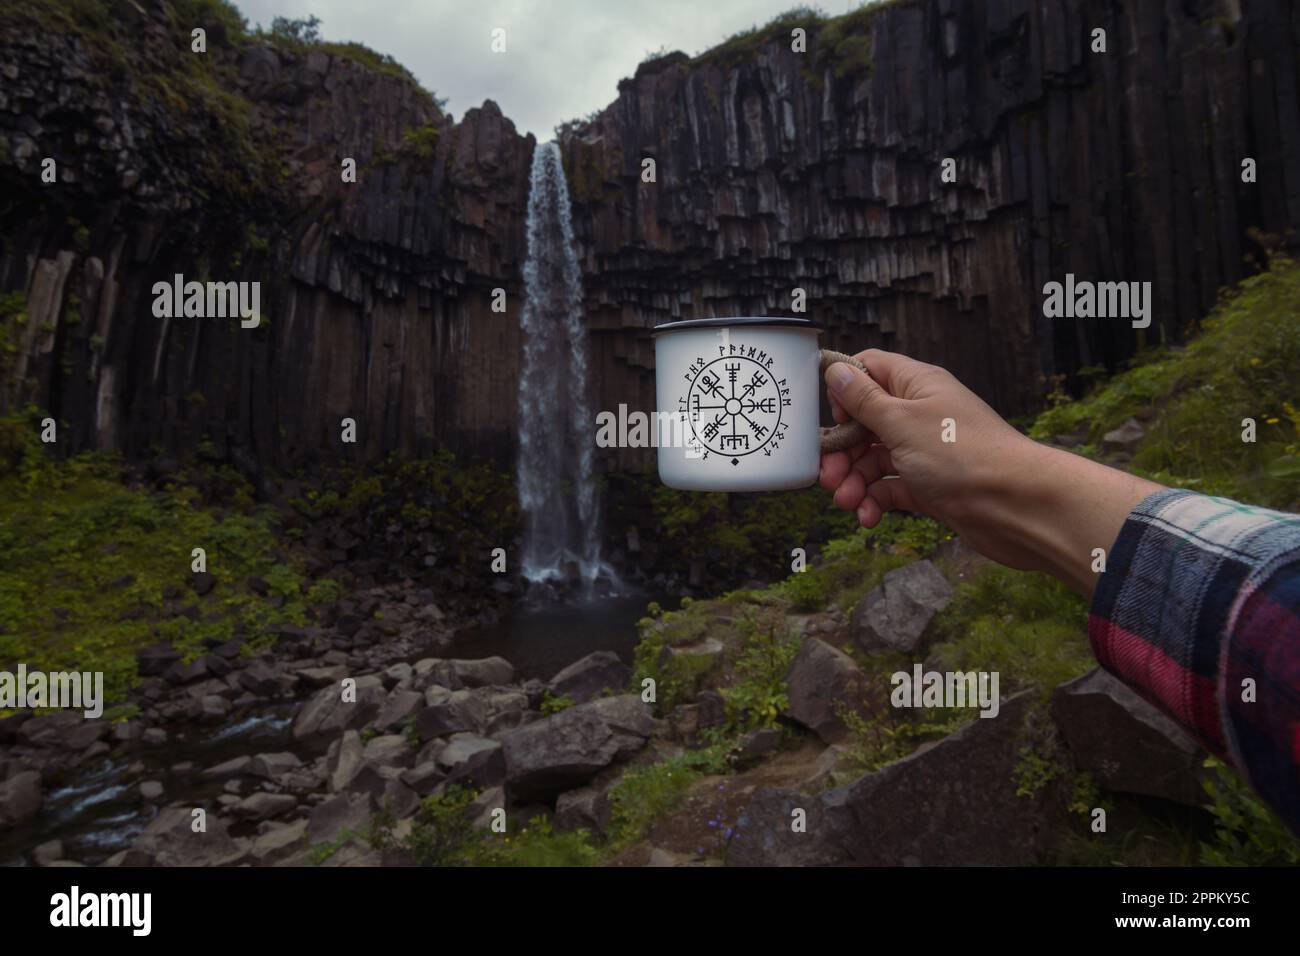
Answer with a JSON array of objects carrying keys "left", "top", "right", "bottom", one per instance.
[
  {"left": 2, "top": 0, "right": 1298, "bottom": 473},
  {"left": 563, "top": 0, "right": 1300, "bottom": 469},
  {"left": 0, "top": 1, "right": 535, "bottom": 468}
]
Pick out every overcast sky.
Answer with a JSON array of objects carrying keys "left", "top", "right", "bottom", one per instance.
[{"left": 232, "top": 0, "right": 866, "bottom": 139}]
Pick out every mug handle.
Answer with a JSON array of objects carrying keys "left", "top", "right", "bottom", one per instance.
[{"left": 818, "top": 350, "right": 872, "bottom": 453}]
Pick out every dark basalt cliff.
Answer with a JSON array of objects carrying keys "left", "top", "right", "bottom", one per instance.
[
  {"left": 562, "top": 0, "right": 1300, "bottom": 469},
  {"left": 1, "top": 0, "right": 1298, "bottom": 472},
  {"left": 0, "top": 1, "right": 534, "bottom": 467}
]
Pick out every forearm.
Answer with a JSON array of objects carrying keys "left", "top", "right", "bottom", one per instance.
[
  {"left": 956, "top": 439, "right": 1164, "bottom": 598},
  {"left": 1015, "top": 444, "right": 1164, "bottom": 597}
]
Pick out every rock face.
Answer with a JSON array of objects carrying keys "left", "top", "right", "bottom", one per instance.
[
  {"left": 560, "top": 1, "right": 1300, "bottom": 469},
  {"left": 3, "top": 1, "right": 1299, "bottom": 472},
  {"left": 0, "top": 5, "right": 533, "bottom": 466},
  {"left": 1051, "top": 668, "right": 1206, "bottom": 806},
  {"left": 849, "top": 560, "right": 953, "bottom": 653},
  {"left": 730, "top": 690, "right": 1063, "bottom": 865}
]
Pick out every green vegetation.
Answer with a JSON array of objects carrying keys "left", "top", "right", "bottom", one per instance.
[
  {"left": 539, "top": 690, "right": 575, "bottom": 715},
  {"left": 605, "top": 743, "right": 730, "bottom": 847},
  {"left": 692, "top": 2, "right": 918, "bottom": 82},
  {"left": 365, "top": 785, "right": 604, "bottom": 866},
  {"left": 1200, "top": 758, "right": 1300, "bottom": 865},
  {"left": 927, "top": 565, "right": 1093, "bottom": 702},
  {"left": 647, "top": 482, "right": 860, "bottom": 584},
  {"left": 1032, "top": 253, "right": 1300, "bottom": 510},
  {"left": 719, "top": 621, "right": 799, "bottom": 731},
  {"left": 400, "top": 123, "right": 441, "bottom": 161},
  {"left": 288, "top": 450, "right": 519, "bottom": 588},
  {"left": 263, "top": 14, "right": 444, "bottom": 107},
  {"left": 0, "top": 406, "right": 314, "bottom": 706}
]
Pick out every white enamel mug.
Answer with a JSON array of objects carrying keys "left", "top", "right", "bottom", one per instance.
[{"left": 653, "top": 318, "right": 868, "bottom": 491}]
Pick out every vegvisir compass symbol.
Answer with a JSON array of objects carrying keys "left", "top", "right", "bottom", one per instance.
[{"left": 678, "top": 354, "right": 790, "bottom": 465}]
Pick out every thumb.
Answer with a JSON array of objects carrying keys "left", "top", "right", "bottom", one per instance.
[{"left": 824, "top": 361, "right": 902, "bottom": 444}]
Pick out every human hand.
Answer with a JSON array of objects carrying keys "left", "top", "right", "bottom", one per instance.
[{"left": 819, "top": 350, "right": 1162, "bottom": 596}]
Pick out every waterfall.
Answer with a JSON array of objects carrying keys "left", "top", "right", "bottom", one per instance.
[{"left": 516, "top": 141, "right": 613, "bottom": 596}]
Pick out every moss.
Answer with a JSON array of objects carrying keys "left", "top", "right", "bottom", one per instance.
[
  {"left": 400, "top": 123, "right": 441, "bottom": 161},
  {"left": 1031, "top": 254, "right": 1300, "bottom": 509},
  {"left": 0, "top": 411, "right": 311, "bottom": 707}
]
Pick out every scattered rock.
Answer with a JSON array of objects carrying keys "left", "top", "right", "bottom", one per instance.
[
  {"left": 1052, "top": 668, "right": 1206, "bottom": 806},
  {"left": 292, "top": 675, "right": 385, "bottom": 744},
  {"left": 231, "top": 792, "right": 298, "bottom": 821},
  {"left": 400, "top": 761, "right": 446, "bottom": 796},
  {"left": 546, "top": 651, "right": 631, "bottom": 705},
  {"left": 1102, "top": 417, "right": 1146, "bottom": 454},
  {"left": 139, "top": 780, "right": 164, "bottom": 800},
  {"left": 849, "top": 560, "right": 953, "bottom": 654},
  {"left": 429, "top": 657, "right": 515, "bottom": 690},
  {"left": 436, "top": 733, "right": 506, "bottom": 788},
  {"left": 124, "top": 807, "right": 246, "bottom": 867},
  {"left": 730, "top": 691, "right": 1062, "bottom": 865},
  {"left": 249, "top": 818, "right": 308, "bottom": 864},
  {"left": 0, "top": 770, "right": 42, "bottom": 828},
  {"left": 554, "top": 784, "right": 613, "bottom": 834},
  {"left": 33, "top": 839, "right": 63, "bottom": 866},
  {"left": 308, "top": 791, "right": 375, "bottom": 843},
  {"left": 499, "top": 695, "right": 660, "bottom": 801},
  {"left": 137, "top": 643, "right": 182, "bottom": 677},
  {"left": 784, "top": 638, "right": 872, "bottom": 744},
  {"left": 189, "top": 571, "right": 216, "bottom": 596}
]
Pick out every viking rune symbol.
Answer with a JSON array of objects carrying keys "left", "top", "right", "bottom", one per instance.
[{"left": 681, "top": 354, "right": 784, "bottom": 464}]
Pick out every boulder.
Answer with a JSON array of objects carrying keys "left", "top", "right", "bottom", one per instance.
[
  {"left": 546, "top": 651, "right": 632, "bottom": 704},
  {"left": 249, "top": 819, "right": 308, "bottom": 864},
  {"left": 137, "top": 642, "right": 183, "bottom": 677},
  {"left": 427, "top": 657, "right": 515, "bottom": 690},
  {"left": 32, "top": 839, "right": 63, "bottom": 867},
  {"left": 498, "top": 695, "right": 660, "bottom": 801},
  {"left": 201, "top": 755, "right": 252, "bottom": 780},
  {"left": 849, "top": 560, "right": 953, "bottom": 653},
  {"left": 1051, "top": 668, "right": 1206, "bottom": 806},
  {"left": 308, "top": 791, "right": 375, "bottom": 843},
  {"left": 0, "top": 770, "right": 42, "bottom": 828},
  {"left": 400, "top": 761, "right": 446, "bottom": 796},
  {"left": 784, "top": 638, "right": 871, "bottom": 744},
  {"left": 363, "top": 734, "right": 415, "bottom": 769},
  {"left": 16, "top": 711, "right": 81, "bottom": 748},
  {"left": 292, "top": 675, "right": 385, "bottom": 744},
  {"left": 1102, "top": 417, "right": 1146, "bottom": 454},
  {"left": 554, "top": 784, "right": 613, "bottom": 834},
  {"left": 231, "top": 792, "right": 298, "bottom": 821},
  {"left": 247, "top": 752, "right": 302, "bottom": 780},
  {"left": 124, "top": 807, "right": 246, "bottom": 866},
  {"left": 436, "top": 733, "right": 506, "bottom": 788},
  {"left": 416, "top": 685, "right": 489, "bottom": 739},
  {"left": 372, "top": 688, "right": 422, "bottom": 731},
  {"left": 730, "top": 691, "right": 1063, "bottom": 865}
]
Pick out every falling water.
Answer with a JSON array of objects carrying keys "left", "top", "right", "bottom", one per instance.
[{"left": 517, "top": 141, "right": 613, "bottom": 595}]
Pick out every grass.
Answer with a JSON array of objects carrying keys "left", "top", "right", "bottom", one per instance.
[
  {"left": 0, "top": 408, "right": 313, "bottom": 706},
  {"left": 1032, "top": 253, "right": 1300, "bottom": 510},
  {"left": 926, "top": 565, "right": 1093, "bottom": 702}
]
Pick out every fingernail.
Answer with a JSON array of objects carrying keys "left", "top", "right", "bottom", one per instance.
[{"left": 825, "top": 362, "right": 855, "bottom": 393}]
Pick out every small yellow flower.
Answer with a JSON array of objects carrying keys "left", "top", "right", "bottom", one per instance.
[
  {"left": 1250, "top": 357, "right": 1263, "bottom": 366},
  {"left": 1266, "top": 417, "right": 1280, "bottom": 424}
]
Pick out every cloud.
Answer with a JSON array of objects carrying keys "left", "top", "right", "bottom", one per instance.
[{"left": 230, "top": 0, "right": 843, "bottom": 138}]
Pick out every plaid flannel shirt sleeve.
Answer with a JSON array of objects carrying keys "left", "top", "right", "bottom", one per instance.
[{"left": 1088, "top": 488, "right": 1300, "bottom": 834}]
